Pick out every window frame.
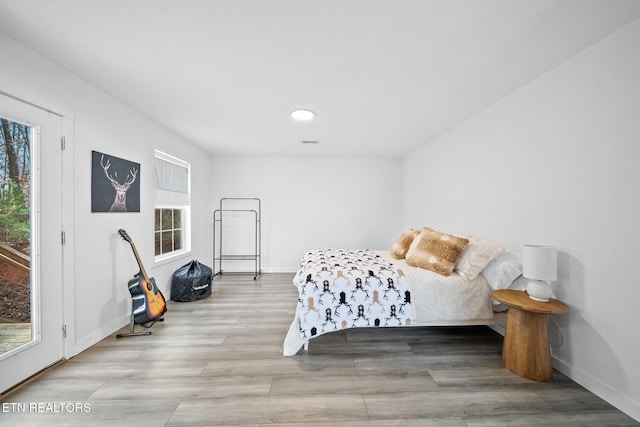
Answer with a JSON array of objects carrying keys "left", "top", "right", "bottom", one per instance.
[{"left": 153, "top": 150, "right": 191, "bottom": 263}]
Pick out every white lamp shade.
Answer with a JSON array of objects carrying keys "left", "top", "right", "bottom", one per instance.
[{"left": 522, "top": 245, "right": 557, "bottom": 281}]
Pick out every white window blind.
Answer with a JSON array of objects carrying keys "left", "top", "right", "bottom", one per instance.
[{"left": 154, "top": 150, "right": 190, "bottom": 205}]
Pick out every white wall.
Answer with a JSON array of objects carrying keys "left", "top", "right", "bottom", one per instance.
[
  {"left": 210, "top": 155, "right": 402, "bottom": 272},
  {"left": 0, "top": 34, "right": 212, "bottom": 356},
  {"left": 403, "top": 18, "right": 640, "bottom": 420}
]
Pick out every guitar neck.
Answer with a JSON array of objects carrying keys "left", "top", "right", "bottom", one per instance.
[{"left": 128, "top": 241, "right": 150, "bottom": 282}]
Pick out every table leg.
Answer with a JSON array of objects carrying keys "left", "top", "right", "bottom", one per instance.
[{"left": 502, "top": 307, "right": 553, "bottom": 382}]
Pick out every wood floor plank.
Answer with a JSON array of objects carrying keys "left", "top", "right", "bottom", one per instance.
[
  {"left": 201, "top": 355, "right": 357, "bottom": 377},
  {"left": 265, "top": 419, "right": 469, "bottom": 427},
  {"left": 40, "top": 359, "right": 209, "bottom": 380},
  {"left": 364, "top": 389, "right": 548, "bottom": 419},
  {"left": 1, "top": 272, "right": 637, "bottom": 426},
  {"left": 464, "top": 412, "right": 640, "bottom": 427},
  {"left": 0, "top": 377, "right": 108, "bottom": 401},
  {"left": 166, "top": 394, "right": 369, "bottom": 425},
  {"left": 270, "top": 372, "right": 438, "bottom": 395},
  {"left": 89, "top": 375, "right": 273, "bottom": 400},
  {"left": 0, "top": 399, "right": 180, "bottom": 427}
]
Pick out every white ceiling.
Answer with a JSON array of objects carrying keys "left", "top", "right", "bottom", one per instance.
[{"left": 2, "top": 0, "right": 640, "bottom": 157}]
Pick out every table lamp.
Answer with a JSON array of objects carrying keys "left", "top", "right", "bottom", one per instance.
[{"left": 522, "top": 245, "right": 557, "bottom": 302}]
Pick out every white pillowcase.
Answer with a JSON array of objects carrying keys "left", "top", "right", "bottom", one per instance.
[
  {"left": 454, "top": 238, "right": 504, "bottom": 281},
  {"left": 480, "top": 250, "right": 522, "bottom": 290}
]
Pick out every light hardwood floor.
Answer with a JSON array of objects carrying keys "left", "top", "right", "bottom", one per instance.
[{"left": 1, "top": 273, "right": 637, "bottom": 426}]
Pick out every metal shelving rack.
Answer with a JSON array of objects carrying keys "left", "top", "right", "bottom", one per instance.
[{"left": 213, "top": 197, "right": 262, "bottom": 280}]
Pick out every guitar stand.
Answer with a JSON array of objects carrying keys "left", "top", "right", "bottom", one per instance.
[{"left": 116, "top": 312, "right": 164, "bottom": 338}]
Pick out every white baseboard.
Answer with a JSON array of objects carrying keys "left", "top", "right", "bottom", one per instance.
[
  {"left": 552, "top": 356, "right": 640, "bottom": 422},
  {"left": 261, "top": 267, "right": 297, "bottom": 274},
  {"left": 213, "top": 268, "right": 297, "bottom": 274},
  {"left": 487, "top": 322, "right": 638, "bottom": 422},
  {"left": 71, "top": 315, "right": 129, "bottom": 357}
]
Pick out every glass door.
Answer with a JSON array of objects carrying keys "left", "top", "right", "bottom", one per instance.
[{"left": 0, "top": 94, "right": 64, "bottom": 393}]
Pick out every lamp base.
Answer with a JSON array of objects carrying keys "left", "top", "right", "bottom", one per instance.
[{"left": 526, "top": 280, "right": 552, "bottom": 302}]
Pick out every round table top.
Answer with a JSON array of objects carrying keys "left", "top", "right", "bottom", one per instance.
[{"left": 492, "top": 289, "right": 568, "bottom": 315}]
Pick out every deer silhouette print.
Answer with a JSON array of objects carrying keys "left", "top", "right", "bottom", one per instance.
[{"left": 101, "top": 154, "right": 138, "bottom": 212}]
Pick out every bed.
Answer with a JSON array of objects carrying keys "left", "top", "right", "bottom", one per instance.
[{"left": 283, "top": 227, "right": 524, "bottom": 356}]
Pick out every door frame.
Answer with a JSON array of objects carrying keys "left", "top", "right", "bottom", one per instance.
[{"left": 60, "top": 108, "right": 75, "bottom": 359}]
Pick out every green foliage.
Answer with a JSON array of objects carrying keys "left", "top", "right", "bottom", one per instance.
[
  {"left": 0, "top": 180, "right": 30, "bottom": 250},
  {"left": 0, "top": 117, "right": 31, "bottom": 252}
]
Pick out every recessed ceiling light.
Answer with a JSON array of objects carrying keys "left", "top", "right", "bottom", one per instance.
[{"left": 291, "top": 109, "right": 315, "bottom": 121}]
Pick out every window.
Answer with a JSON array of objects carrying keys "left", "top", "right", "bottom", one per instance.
[
  {"left": 155, "top": 208, "right": 183, "bottom": 255},
  {"left": 154, "top": 150, "right": 190, "bottom": 260}
]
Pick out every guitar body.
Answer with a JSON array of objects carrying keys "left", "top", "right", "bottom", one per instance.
[
  {"left": 127, "top": 274, "right": 167, "bottom": 325},
  {"left": 118, "top": 229, "right": 167, "bottom": 326}
]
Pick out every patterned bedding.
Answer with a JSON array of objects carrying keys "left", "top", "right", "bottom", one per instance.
[
  {"left": 283, "top": 249, "right": 497, "bottom": 356},
  {"left": 283, "top": 249, "right": 412, "bottom": 355}
]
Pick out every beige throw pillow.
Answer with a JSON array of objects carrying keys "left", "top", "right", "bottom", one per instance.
[
  {"left": 391, "top": 228, "right": 421, "bottom": 259},
  {"left": 405, "top": 228, "right": 469, "bottom": 276}
]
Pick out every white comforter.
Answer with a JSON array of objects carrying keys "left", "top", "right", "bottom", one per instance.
[{"left": 374, "top": 251, "right": 493, "bottom": 322}]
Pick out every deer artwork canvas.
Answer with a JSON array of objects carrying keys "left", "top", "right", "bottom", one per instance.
[{"left": 91, "top": 151, "right": 141, "bottom": 212}]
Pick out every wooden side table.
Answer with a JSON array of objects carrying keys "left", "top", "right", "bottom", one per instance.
[{"left": 492, "top": 289, "right": 568, "bottom": 382}]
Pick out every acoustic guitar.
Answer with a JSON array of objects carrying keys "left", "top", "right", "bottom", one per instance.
[{"left": 118, "top": 229, "right": 167, "bottom": 325}]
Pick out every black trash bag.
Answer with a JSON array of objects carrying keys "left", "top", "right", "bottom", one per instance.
[{"left": 170, "top": 260, "right": 213, "bottom": 302}]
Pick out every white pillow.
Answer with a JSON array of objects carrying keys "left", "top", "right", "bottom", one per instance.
[
  {"left": 454, "top": 238, "right": 504, "bottom": 281},
  {"left": 480, "top": 250, "right": 522, "bottom": 290}
]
